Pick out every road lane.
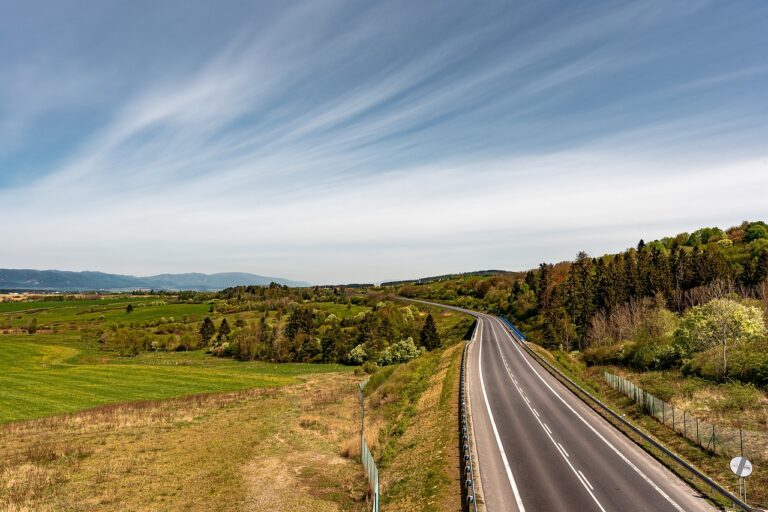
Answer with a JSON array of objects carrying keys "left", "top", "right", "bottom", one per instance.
[{"left": 466, "top": 313, "right": 716, "bottom": 512}]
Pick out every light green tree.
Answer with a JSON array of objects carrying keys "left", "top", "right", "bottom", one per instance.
[
  {"left": 347, "top": 344, "right": 367, "bottom": 365},
  {"left": 675, "top": 298, "right": 766, "bottom": 375},
  {"left": 377, "top": 337, "right": 422, "bottom": 365}
]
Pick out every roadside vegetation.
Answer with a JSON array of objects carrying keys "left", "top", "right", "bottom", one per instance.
[{"left": 360, "top": 307, "right": 474, "bottom": 510}]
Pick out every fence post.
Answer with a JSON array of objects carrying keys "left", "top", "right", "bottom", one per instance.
[{"left": 740, "top": 428, "right": 743, "bottom": 457}]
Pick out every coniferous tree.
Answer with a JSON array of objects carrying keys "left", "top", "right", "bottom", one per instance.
[
  {"left": 753, "top": 250, "right": 768, "bottom": 286},
  {"left": 285, "top": 307, "right": 314, "bottom": 341},
  {"left": 593, "top": 258, "right": 611, "bottom": 312},
  {"left": 564, "top": 252, "right": 595, "bottom": 347},
  {"left": 199, "top": 317, "right": 215, "bottom": 345},
  {"left": 524, "top": 270, "right": 539, "bottom": 296},
  {"left": 217, "top": 318, "right": 231, "bottom": 341},
  {"left": 420, "top": 314, "right": 441, "bottom": 350},
  {"left": 537, "top": 263, "right": 552, "bottom": 311}
]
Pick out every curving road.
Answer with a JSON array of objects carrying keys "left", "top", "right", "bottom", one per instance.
[{"left": 459, "top": 310, "right": 717, "bottom": 512}]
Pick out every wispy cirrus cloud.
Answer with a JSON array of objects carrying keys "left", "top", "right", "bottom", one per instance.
[{"left": 0, "top": 0, "right": 766, "bottom": 282}]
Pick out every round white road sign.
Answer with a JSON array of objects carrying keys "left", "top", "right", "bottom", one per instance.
[{"left": 730, "top": 457, "right": 753, "bottom": 477}]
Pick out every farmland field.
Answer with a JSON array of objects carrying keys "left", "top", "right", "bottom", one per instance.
[{"left": 0, "top": 334, "right": 349, "bottom": 423}]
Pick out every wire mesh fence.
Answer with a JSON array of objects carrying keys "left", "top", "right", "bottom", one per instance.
[
  {"left": 604, "top": 372, "right": 768, "bottom": 463},
  {"left": 358, "top": 380, "right": 380, "bottom": 512}
]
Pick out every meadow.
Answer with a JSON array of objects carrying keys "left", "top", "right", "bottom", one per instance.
[{"left": 0, "top": 296, "right": 354, "bottom": 424}]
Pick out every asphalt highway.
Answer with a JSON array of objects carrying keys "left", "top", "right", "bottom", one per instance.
[{"left": 463, "top": 312, "right": 718, "bottom": 512}]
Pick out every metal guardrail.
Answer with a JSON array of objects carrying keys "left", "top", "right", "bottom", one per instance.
[
  {"left": 460, "top": 338, "right": 479, "bottom": 511},
  {"left": 497, "top": 315, "right": 755, "bottom": 512},
  {"left": 358, "top": 380, "right": 380, "bottom": 512}
]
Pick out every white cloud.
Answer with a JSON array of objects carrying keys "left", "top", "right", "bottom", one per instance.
[{"left": 1, "top": 0, "right": 766, "bottom": 283}]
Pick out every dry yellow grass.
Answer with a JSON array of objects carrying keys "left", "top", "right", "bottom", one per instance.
[{"left": 0, "top": 374, "right": 369, "bottom": 512}]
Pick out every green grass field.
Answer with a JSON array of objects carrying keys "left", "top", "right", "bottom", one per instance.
[
  {"left": 0, "top": 333, "right": 350, "bottom": 424},
  {"left": 305, "top": 301, "right": 370, "bottom": 318},
  {"left": 0, "top": 298, "right": 212, "bottom": 328}
]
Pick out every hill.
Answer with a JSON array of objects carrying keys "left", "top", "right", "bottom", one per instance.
[{"left": 0, "top": 269, "right": 308, "bottom": 291}]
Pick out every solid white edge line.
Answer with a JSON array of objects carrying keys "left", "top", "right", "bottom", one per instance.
[
  {"left": 579, "top": 470, "right": 595, "bottom": 491},
  {"left": 477, "top": 318, "right": 526, "bottom": 512},
  {"left": 491, "top": 331, "right": 606, "bottom": 512},
  {"left": 494, "top": 318, "right": 686, "bottom": 512}
]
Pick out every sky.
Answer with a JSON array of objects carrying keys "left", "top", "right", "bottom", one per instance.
[{"left": 1, "top": 0, "right": 767, "bottom": 284}]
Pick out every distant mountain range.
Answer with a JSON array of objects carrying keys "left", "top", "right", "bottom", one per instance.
[{"left": 0, "top": 269, "right": 309, "bottom": 291}]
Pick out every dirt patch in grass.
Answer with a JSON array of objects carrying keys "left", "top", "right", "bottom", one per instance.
[{"left": 0, "top": 374, "right": 369, "bottom": 512}]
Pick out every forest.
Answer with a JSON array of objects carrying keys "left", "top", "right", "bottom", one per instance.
[{"left": 396, "top": 221, "right": 768, "bottom": 387}]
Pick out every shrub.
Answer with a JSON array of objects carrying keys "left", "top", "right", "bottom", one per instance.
[
  {"left": 583, "top": 342, "right": 630, "bottom": 366},
  {"left": 685, "top": 338, "right": 768, "bottom": 386},
  {"left": 347, "top": 344, "right": 367, "bottom": 365},
  {"left": 377, "top": 337, "right": 423, "bottom": 366}
]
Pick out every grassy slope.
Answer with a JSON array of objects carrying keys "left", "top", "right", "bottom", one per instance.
[
  {"left": 363, "top": 309, "right": 473, "bottom": 511},
  {"left": 0, "top": 374, "right": 369, "bottom": 511},
  {"left": 0, "top": 334, "right": 349, "bottom": 424}
]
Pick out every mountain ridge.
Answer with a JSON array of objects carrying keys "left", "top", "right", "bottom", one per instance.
[{"left": 0, "top": 269, "right": 308, "bottom": 291}]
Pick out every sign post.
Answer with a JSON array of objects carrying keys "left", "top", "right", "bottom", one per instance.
[{"left": 729, "top": 456, "right": 753, "bottom": 503}]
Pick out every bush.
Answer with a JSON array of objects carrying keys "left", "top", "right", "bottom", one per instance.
[
  {"left": 626, "top": 339, "right": 680, "bottom": 370},
  {"left": 684, "top": 338, "right": 768, "bottom": 386},
  {"left": 377, "top": 337, "right": 423, "bottom": 366},
  {"left": 347, "top": 344, "right": 367, "bottom": 365},
  {"left": 583, "top": 342, "right": 630, "bottom": 366}
]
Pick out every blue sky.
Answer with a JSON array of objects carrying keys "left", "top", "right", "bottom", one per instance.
[{"left": 1, "top": 0, "right": 767, "bottom": 284}]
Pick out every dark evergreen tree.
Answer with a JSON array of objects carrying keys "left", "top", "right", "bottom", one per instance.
[
  {"left": 420, "top": 313, "right": 441, "bottom": 350},
  {"left": 199, "top": 317, "right": 215, "bottom": 345},
  {"left": 754, "top": 250, "right": 768, "bottom": 286},
  {"left": 285, "top": 307, "right": 315, "bottom": 341},
  {"left": 217, "top": 318, "right": 231, "bottom": 341},
  {"left": 536, "top": 263, "right": 552, "bottom": 311},
  {"left": 564, "top": 252, "right": 595, "bottom": 347},
  {"left": 622, "top": 251, "right": 637, "bottom": 299},
  {"left": 524, "top": 270, "right": 539, "bottom": 296},
  {"left": 593, "top": 258, "right": 611, "bottom": 312},
  {"left": 126, "top": 304, "right": 134, "bottom": 314}
]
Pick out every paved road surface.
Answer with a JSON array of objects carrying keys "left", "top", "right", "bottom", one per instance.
[{"left": 462, "top": 311, "right": 717, "bottom": 512}]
